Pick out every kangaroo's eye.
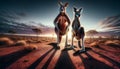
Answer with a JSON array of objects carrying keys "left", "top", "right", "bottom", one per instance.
[{"left": 60, "top": 6, "right": 62, "bottom": 9}]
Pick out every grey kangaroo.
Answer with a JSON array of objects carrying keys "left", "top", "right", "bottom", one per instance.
[
  {"left": 71, "top": 7, "right": 85, "bottom": 52},
  {"left": 54, "top": 2, "right": 70, "bottom": 49}
]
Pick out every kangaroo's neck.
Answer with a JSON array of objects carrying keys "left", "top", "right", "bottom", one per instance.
[
  {"left": 74, "top": 16, "right": 80, "bottom": 22},
  {"left": 60, "top": 12, "right": 66, "bottom": 16}
]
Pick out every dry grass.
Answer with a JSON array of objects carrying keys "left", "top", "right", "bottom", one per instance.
[
  {"left": 14, "top": 40, "right": 27, "bottom": 46},
  {"left": 85, "top": 39, "right": 91, "bottom": 44},
  {"left": 89, "top": 39, "right": 120, "bottom": 48},
  {"left": 0, "top": 37, "right": 14, "bottom": 46},
  {"left": 26, "top": 39, "right": 33, "bottom": 43},
  {"left": 26, "top": 39, "right": 42, "bottom": 43},
  {"left": 98, "top": 40, "right": 106, "bottom": 44},
  {"left": 105, "top": 40, "right": 120, "bottom": 47},
  {"left": 24, "top": 45, "right": 38, "bottom": 51},
  {"left": 90, "top": 41, "right": 99, "bottom": 47},
  {"left": 113, "top": 40, "right": 120, "bottom": 44},
  {"left": 85, "top": 40, "right": 90, "bottom": 44}
]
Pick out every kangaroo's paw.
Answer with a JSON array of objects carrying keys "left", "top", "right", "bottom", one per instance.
[
  {"left": 73, "top": 50, "right": 82, "bottom": 56},
  {"left": 65, "top": 43, "right": 70, "bottom": 47},
  {"left": 70, "top": 45, "right": 77, "bottom": 48},
  {"left": 80, "top": 47, "right": 85, "bottom": 51},
  {"left": 73, "top": 49, "right": 85, "bottom": 56},
  {"left": 56, "top": 44, "right": 60, "bottom": 49},
  {"left": 78, "top": 49, "right": 85, "bottom": 53},
  {"left": 65, "top": 44, "right": 68, "bottom": 47},
  {"left": 78, "top": 47, "right": 86, "bottom": 53},
  {"left": 64, "top": 44, "right": 72, "bottom": 48},
  {"left": 56, "top": 46, "right": 60, "bottom": 49},
  {"left": 71, "top": 45, "right": 75, "bottom": 48}
]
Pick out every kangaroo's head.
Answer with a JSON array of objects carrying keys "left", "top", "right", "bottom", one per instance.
[
  {"left": 73, "top": 7, "right": 83, "bottom": 18},
  {"left": 58, "top": 2, "right": 68, "bottom": 13}
]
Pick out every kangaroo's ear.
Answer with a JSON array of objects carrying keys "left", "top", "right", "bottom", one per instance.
[
  {"left": 78, "top": 7, "right": 83, "bottom": 13},
  {"left": 58, "top": 1, "right": 63, "bottom": 6},
  {"left": 73, "top": 7, "right": 77, "bottom": 12},
  {"left": 64, "top": 2, "right": 68, "bottom": 7}
]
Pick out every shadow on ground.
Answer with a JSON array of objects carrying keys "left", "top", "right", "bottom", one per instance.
[
  {"left": 73, "top": 47, "right": 92, "bottom": 56},
  {"left": 28, "top": 42, "right": 58, "bottom": 69},
  {"left": 78, "top": 52, "right": 113, "bottom": 69},
  {"left": 54, "top": 48, "right": 76, "bottom": 69},
  {"left": 0, "top": 49, "right": 31, "bottom": 69}
]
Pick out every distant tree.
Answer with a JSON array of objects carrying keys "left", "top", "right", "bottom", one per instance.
[
  {"left": 86, "top": 30, "right": 98, "bottom": 41},
  {"left": 98, "top": 36, "right": 102, "bottom": 39},
  {"left": 32, "top": 28, "right": 42, "bottom": 41},
  {"left": 8, "top": 30, "right": 16, "bottom": 34},
  {"left": 98, "top": 36, "right": 103, "bottom": 40}
]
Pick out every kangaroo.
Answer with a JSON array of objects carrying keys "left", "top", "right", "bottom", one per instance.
[
  {"left": 71, "top": 7, "right": 85, "bottom": 52},
  {"left": 54, "top": 2, "right": 70, "bottom": 49}
]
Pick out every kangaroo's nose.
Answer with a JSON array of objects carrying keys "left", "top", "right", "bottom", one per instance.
[
  {"left": 76, "top": 13, "right": 80, "bottom": 17},
  {"left": 60, "top": 7, "right": 64, "bottom": 12},
  {"left": 61, "top": 7, "right": 64, "bottom": 11}
]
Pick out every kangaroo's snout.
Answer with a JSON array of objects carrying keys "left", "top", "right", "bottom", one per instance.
[
  {"left": 74, "top": 7, "right": 83, "bottom": 18},
  {"left": 59, "top": 2, "right": 68, "bottom": 13}
]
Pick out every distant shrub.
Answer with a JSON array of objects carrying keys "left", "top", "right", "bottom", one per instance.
[
  {"left": 24, "top": 45, "right": 38, "bottom": 51},
  {"left": 105, "top": 40, "right": 119, "bottom": 47},
  {"left": 98, "top": 40, "right": 106, "bottom": 44},
  {"left": 0, "top": 37, "right": 13, "bottom": 46},
  {"left": 85, "top": 39, "right": 91, "bottom": 44},
  {"left": 27, "top": 39, "right": 41, "bottom": 43},
  {"left": 14, "top": 40, "right": 27, "bottom": 46},
  {"left": 90, "top": 41, "right": 99, "bottom": 47},
  {"left": 113, "top": 40, "right": 120, "bottom": 44}
]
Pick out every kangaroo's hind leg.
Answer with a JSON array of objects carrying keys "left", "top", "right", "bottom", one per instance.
[
  {"left": 65, "top": 28, "right": 69, "bottom": 47},
  {"left": 71, "top": 30, "right": 75, "bottom": 48},
  {"left": 55, "top": 27, "right": 61, "bottom": 49},
  {"left": 81, "top": 37, "right": 85, "bottom": 51},
  {"left": 57, "top": 33, "right": 62, "bottom": 45},
  {"left": 71, "top": 35, "right": 74, "bottom": 48},
  {"left": 65, "top": 32, "right": 68, "bottom": 47},
  {"left": 78, "top": 40, "right": 81, "bottom": 48},
  {"left": 78, "top": 27, "right": 85, "bottom": 52}
]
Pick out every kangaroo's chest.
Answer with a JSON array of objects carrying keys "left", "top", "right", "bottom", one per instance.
[
  {"left": 58, "top": 16, "right": 68, "bottom": 24},
  {"left": 58, "top": 16, "right": 68, "bottom": 31},
  {"left": 72, "top": 20, "right": 80, "bottom": 31}
]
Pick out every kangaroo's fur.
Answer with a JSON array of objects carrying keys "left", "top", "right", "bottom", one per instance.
[
  {"left": 54, "top": 2, "right": 70, "bottom": 48},
  {"left": 71, "top": 7, "right": 85, "bottom": 52}
]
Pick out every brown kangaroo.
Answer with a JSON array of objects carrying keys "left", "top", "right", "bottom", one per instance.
[
  {"left": 71, "top": 7, "right": 85, "bottom": 52},
  {"left": 54, "top": 2, "right": 70, "bottom": 49}
]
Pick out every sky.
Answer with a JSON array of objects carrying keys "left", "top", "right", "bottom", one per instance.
[{"left": 0, "top": 0, "right": 120, "bottom": 32}]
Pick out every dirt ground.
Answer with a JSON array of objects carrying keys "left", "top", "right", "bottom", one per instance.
[{"left": 0, "top": 36, "right": 120, "bottom": 69}]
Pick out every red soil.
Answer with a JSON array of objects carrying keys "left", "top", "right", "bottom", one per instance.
[{"left": 0, "top": 38, "right": 120, "bottom": 69}]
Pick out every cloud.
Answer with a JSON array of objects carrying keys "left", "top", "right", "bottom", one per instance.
[
  {"left": 16, "top": 12, "right": 27, "bottom": 17},
  {"left": 0, "top": 10, "right": 19, "bottom": 20},
  {"left": 0, "top": 10, "right": 27, "bottom": 21},
  {"left": 0, "top": 10, "right": 47, "bottom": 29},
  {"left": 97, "top": 15, "right": 120, "bottom": 33},
  {"left": 0, "top": 10, "right": 54, "bottom": 34}
]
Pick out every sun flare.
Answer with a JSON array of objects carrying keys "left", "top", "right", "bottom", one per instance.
[{"left": 67, "top": 26, "right": 72, "bottom": 39}]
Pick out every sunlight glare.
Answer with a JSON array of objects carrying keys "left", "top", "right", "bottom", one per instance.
[{"left": 67, "top": 26, "right": 72, "bottom": 39}]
